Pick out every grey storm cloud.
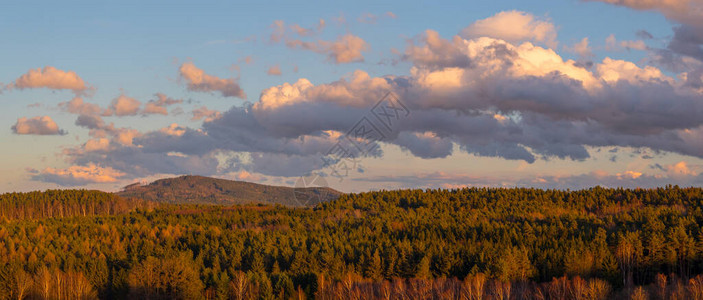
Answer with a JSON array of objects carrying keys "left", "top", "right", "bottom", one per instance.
[
  {"left": 246, "top": 153, "right": 327, "bottom": 177},
  {"left": 668, "top": 24, "right": 703, "bottom": 62},
  {"left": 394, "top": 131, "right": 453, "bottom": 159},
  {"left": 67, "top": 145, "right": 220, "bottom": 178}
]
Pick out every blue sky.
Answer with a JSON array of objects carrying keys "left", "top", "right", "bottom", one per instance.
[{"left": 2, "top": 0, "right": 702, "bottom": 193}]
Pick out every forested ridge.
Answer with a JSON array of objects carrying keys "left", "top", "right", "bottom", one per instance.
[
  {"left": 116, "top": 175, "right": 340, "bottom": 207},
  {"left": 3, "top": 186, "right": 703, "bottom": 299}
]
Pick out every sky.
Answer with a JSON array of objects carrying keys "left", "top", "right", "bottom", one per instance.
[{"left": 2, "top": 0, "right": 703, "bottom": 193}]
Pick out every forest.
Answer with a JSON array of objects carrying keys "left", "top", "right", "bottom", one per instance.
[{"left": 3, "top": 186, "right": 703, "bottom": 299}]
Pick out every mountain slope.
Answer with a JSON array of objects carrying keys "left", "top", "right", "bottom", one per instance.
[{"left": 116, "top": 175, "right": 340, "bottom": 207}]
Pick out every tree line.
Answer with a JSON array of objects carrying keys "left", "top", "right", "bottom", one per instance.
[
  {"left": 0, "top": 189, "right": 152, "bottom": 221},
  {"left": 2, "top": 186, "right": 703, "bottom": 299}
]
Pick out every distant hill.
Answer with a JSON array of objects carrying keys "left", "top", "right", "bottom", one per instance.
[{"left": 116, "top": 175, "right": 341, "bottom": 207}]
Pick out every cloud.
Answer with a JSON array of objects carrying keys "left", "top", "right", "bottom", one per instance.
[
  {"left": 59, "top": 97, "right": 106, "bottom": 116},
  {"left": 404, "top": 30, "right": 472, "bottom": 70},
  {"left": 159, "top": 123, "right": 187, "bottom": 136},
  {"left": 286, "top": 34, "right": 369, "bottom": 64},
  {"left": 31, "top": 163, "right": 125, "bottom": 186},
  {"left": 107, "top": 94, "right": 141, "bottom": 116},
  {"left": 73, "top": 115, "right": 141, "bottom": 147},
  {"left": 179, "top": 62, "right": 246, "bottom": 98},
  {"left": 49, "top": 24, "right": 703, "bottom": 185},
  {"left": 61, "top": 94, "right": 176, "bottom": 118},
  {"left": 191, "top": 106, "right": 222, "bottom": 122},
  {"left": 142, "top": 93, "right": 182, "bottom": 115},
  {"left": 113, "top": 128, "right": 141, "bottom": 146},
  {"left": 45, "top": 117, "right": 218, "bottom": 183},
  {"left": 585, "top": 0, "right": 703, "bottom": 27},
  {"left": 64, "top": 144, "right": 221, "bottom": 179},
  {"left": 12, "top": 116, "right": 67, "bottom": 135},
  {"left": 587, "top": 0, "right": 702, "bottom": 81},
  {"left": 358, "top": 12, "right": 397, "bottom": 24},
  {"left": 234, "top": 170, "right": 263, "bottom": 182},
  {"left": 271, "top": 19, "right": 325, "bottom": 42},
  {"left": 240, "top": 34, "right": 703, "bottom": 164},
  {"left": 75, "top": 114, "right": 106, "bottom": 130},
  {"left": 461, "top": 10, "right": 558, "bottom": 48},
  {"left": 596, "top": 57, "right": 671, "bottom": 84},
  {"left": 663, "top": 161, "right": 697, "bottom": 178},
  {"left": 637, "top": 30, "right": 654, "bottom": 39},
  {"left": 270, "top": 20, "right": 286, "bottom": 42},
  {"left": 394, "top": 131, "right": 453, "bottom": 158},
  {"left": 605, "top": 34, "right": 648, "bottom": 51},
  {"left": 621, "top": 39, "right": 648, "bottom": 51},
  {"left": 66, "top": 103, "right": 143, "bottom": 148},
  {"left": 354, "top": 165, "right": 702, "bottom": 190},
  {"left": 322, "top": 35, "right": 369, "bottom": 63},
  {"left": 245, "top": 153, "right": 328, "bottom": 177},
  {"left": 8, "top": 66, "right": 90, "bottom": 95},
  {"left": 668, "top": 24, "right": 703, "bottom": 61},
  {"left": 290, "top": 19, "right": 325, "bottom": 36},
  {"left": 84, "top": 138, "right": 111, "bottom": 152},
  {"left": 290, "top": 24, "right": 313, "bottom": 36},
  {"left": 564, "top": 37, "right": 594, "bottom": 58},
  {"left": 616, "top": 170, "right": 642, "bottom": 179},
  {"left": 269, "top": 19, "right": 369, "bottom": 64},
  {"left": 267, "top": 65, "right": 282, "bottom": 76},
  {"left": 358, "top": 13, "right": 378, "bottom": 24}
]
